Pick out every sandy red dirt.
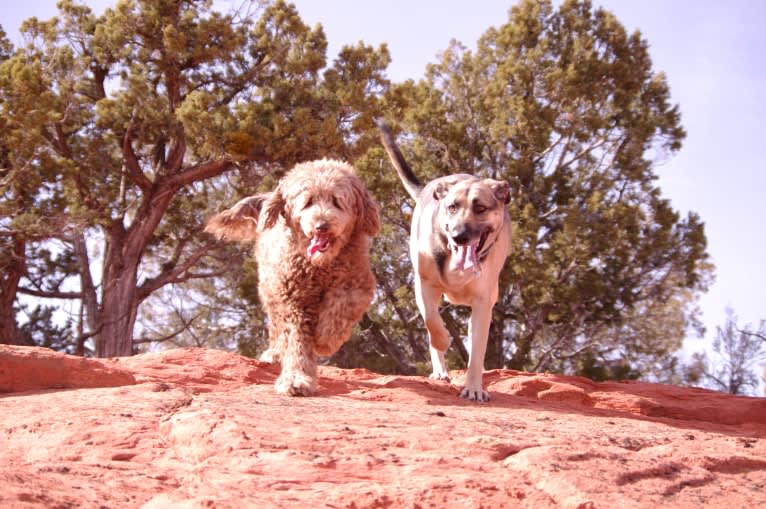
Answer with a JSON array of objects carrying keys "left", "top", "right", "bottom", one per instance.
[{"left": 1, "top": 345, "right": 765, "bottom": 508}]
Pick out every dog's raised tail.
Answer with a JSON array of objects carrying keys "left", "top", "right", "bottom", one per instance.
[{"left": 377, "top": 121, "right": 423, "bottom": 201}]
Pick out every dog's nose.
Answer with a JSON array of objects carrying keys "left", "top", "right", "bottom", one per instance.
[
  {"left": 315, "top": 222, "right": 329, "bottom": 233},
  {"left": 451, "top": 231, "right": 471, "bottom": 245}
]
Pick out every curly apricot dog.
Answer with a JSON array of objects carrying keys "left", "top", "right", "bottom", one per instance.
[{"left": 205, "top": 159, "right": 379, "bottom": 396}]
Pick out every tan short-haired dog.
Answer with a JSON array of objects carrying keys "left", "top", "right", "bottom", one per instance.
[
  {"left": 380, "top": 124, "right": 511, "bottom": 402},
  {"left": 205, "top": 159, "right": 380, "bottom": 396}
]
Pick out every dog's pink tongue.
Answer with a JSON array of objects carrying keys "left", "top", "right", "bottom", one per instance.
[
  {"left": 307, "top": 237, "right": 323, "bottom": 257},
  {"left": 456, "top": 244, "right": 479, "bottom": 271},
  {"left": 306, "top": 235, "right": 330, "bottom": 258}
]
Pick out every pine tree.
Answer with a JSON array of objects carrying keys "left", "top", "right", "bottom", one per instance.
[
  {"left": 373, "top": 0, "right": 710, "bottom": 376},
  {"left": 0, "top": 0, "right": 390, "bottom": 356},
  {"left": 701, "top": 309, "right": 766, "bottom": 395}
]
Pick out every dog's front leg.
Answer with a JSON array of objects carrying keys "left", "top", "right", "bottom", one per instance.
[
  {"left": 275, "top": 320, "right": 318, "bottom": 396},
  {"left": 314, "top": 282, "right": 374, "bottom": 357},
  {"left": 416, "top": 280, "right": 451, "bottom": 380},
  {"left": 429, "top": 345, "right": 449, "bottom": 381},
  {"left": 461, "top": 301, "right": 492, "bottom": 402}
]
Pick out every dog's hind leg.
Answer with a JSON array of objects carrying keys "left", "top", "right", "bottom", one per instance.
[
  {"left": 415, "top": 280, "right": 451, "bottom": 380},
  {"left": 259, "top": 323, "right": 284, "bottom": 364}
]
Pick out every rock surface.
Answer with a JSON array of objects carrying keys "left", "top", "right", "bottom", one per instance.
[{"left": 1, "top": 345, "right": 765, "bottom": 508}]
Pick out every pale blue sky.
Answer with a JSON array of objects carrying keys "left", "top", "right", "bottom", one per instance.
[{"left": 4, "top": 1, "right": 766, "bottom": 376}]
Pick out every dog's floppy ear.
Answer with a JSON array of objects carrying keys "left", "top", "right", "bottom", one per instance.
[
  {"left": 260, "top": 190, "right": 286, "bottom": 229},
  {"left": 359, "top": 187, "right": 381, "bottom": 237},
  {"left": 349, "top": 176, "right": 380, "bottom": 236},
  {"left": 487, "top": 179, "right": 511, "bottom": 204},
  {"left": 204, "top": 194, "right": 268, "bottom": 241}
]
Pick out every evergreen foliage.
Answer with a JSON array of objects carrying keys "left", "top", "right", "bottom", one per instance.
[
  {"left": 1, "top": 0, "right": 717, "bottom": 385},
  {"left": 0, "top": 0, "right": 389, "bottom": 356},
  {"left": 696, "top": 309, "right": 766, "bottom": 395},
  {"left": 370, "top": 0, "right": 710, "bottom": 377}
]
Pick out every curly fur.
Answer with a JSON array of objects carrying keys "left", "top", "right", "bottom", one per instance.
[{"left": 205, "top": 159, "right": 380, "bottom": 396}]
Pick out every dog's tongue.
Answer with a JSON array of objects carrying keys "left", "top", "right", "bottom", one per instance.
[
  {"left": 456, "top": 244, "right": 479, "bottom": 271},
  {"left": 307, "top": 235, "right": 330, "bottom": 257}
]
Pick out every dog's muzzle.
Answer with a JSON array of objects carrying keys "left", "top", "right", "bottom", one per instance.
[
  {"left": 448, "top": 229, "right": 491, "bottom": 273},
  {"left": 307, "top": 222, "right": 333, "bottom": 258}
]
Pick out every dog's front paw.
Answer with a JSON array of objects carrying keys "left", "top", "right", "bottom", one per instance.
[
  {"left": 259, "top": 348, "right": 280, "bottom": 364},
  {"left": 429, "top": 371, "right": 450, "bottom": 382},
  {"left": 274, "top": 371, "right": 317, "bottom": 397},
  {"left": 460, "top": 385, "right": 490, "bottom": 403},
  {"left": 313, "top": 335, "right": 346, "bottom": 357},
  {"left": 314, "top": 320, "right": 353, "bottom": 357}
]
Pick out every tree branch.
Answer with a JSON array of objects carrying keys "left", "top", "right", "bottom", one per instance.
[
  {"left": 137, "top": 240, "right": 218, "bottom": 301},
  {"left": 358, "top": 313, "right": 416, "bottom": 374},
  {"left": 441, "top": 308, "right": 470, "bottom": 365},
  {"left": 166, "top": 134, "right": 187, "bottom": 174},
  {"left": 165, "top": 159, "right": 234, "bottom": 190},
  {"left": 133, "top": 315, "right": 198, "bottom": 345},
  {"left": 122, "top": 125, "right": 153, "bottom": 192},
  {"left": 17, "top": 287, "right": 82, "bottom": 299},
  {"left": 737, "top": 327, "right": 766, "bottom": 343}
]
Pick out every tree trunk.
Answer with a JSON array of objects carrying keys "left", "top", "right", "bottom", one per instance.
[
  {"left": 0, "top": 308, "right": 22, "bottom": 345},
  {"left": 359, "top": 313, "right": 416, "bottom": 375},
  {"left": 73, "top": 231, "right": 99, "bottom": 334},
  {"left": 507, "top": 330, "right": 536, "bottom": 371},
  {"left": 92, "top": 181, "right": 179, "bottom": 357},
  {"left": 0, "top": 237, "right": 25, "bottom": 346},
  {"left": 441, "top": 309, "right": 469, "bottom": 366},
  {"left": 95, "top": 267, "right": 140, "bottom": 357},
  {"left": 485, "top": 319, "right": 506, "bottom": 369}
]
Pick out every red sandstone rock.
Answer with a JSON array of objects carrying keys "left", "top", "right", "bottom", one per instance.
[
  {"left": 1, "top": 346, "right": 764, "bottom": 508},
  {"left": 0, "top": 345, "right": 136, "bottom": 393}
]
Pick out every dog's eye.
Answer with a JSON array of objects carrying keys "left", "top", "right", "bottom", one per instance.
[
  {"left": 332, "top": 196, "right": 343, "bottom": 210},
  {"left": 474, "top": 205, "right": 487, "bottom": 214},
  {"left": 447, "top": 204, "right": 458, "bottom": 215},
  {"left": 303, "top": 197, "right": 313, "bottom": 209}
]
